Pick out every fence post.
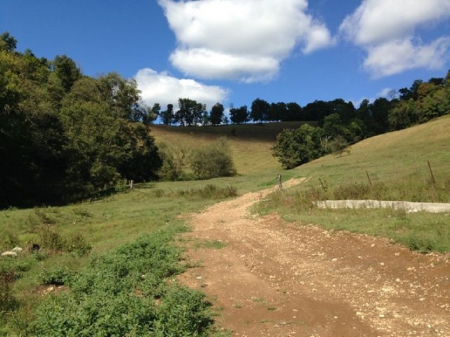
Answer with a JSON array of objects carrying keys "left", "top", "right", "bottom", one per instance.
[
  {"left": 428, "top": 161, "right": 435, "bottom": 184},
  {"left": 366, "top": 170, "right": 373, "bottom": 187}
]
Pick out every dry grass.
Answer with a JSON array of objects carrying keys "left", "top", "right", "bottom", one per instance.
[{"left": 151, "top": 122, "right": 307, "bottom": 174}]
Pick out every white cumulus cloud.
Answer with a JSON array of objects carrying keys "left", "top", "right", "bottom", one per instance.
[
  {"left": 134, "top": 68, "right": 229, "bottom": 109},
  {"left": 158, "top": 0, "right": 334, "bottom": 82},
  {"left": 340, "top": 0, "right": 450, "bottom": 77}
]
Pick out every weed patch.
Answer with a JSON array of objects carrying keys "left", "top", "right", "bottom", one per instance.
[
  {"left": 29, "top": 225, "right": 215, "bottom": 336},
  {"left": 177, "top": 184, "right": 238, "bottom": 200},
  {"left": 195, "top": 239, "right": 227, "bottom": 250}
]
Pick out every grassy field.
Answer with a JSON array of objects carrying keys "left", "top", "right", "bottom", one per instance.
[
  {"left": 151, "top": 121, "right": 307, "bottom": 175},
  {"left": 255, "top": 115, "right": 450, "bottom": 253},
  {"left": 1, "top": 117, "right": 450, "bottom": 334}
]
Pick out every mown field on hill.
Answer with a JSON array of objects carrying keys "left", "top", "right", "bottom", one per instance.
[
  {"left": 150, "top": 121, "right": 307, "bottom": 175},
  {"left": 1, "top": 117, "right": 450, "bottom": 335}
]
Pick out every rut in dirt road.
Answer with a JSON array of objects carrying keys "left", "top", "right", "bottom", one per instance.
[{"left": 179, "top": 179, "right": 450, "bottom": 337}]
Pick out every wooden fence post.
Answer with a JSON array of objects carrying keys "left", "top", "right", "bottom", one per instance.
[{"left": 428, "top": 161, "right": 435, "bottom": 184}]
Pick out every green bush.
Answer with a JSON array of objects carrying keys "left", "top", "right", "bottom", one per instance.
[
  {"left": 66, "top": 233, "right": 92, "bottom": 257},
  {"left": 36, "top": 225, "right": 65, "bottom": 253},
  {"left": 333, "top": 182, "right": 371, "bottom": 200},
  {"left": 157, "top": 142, "right": 190, "bottom": 181},
  {"left": 159, "top": 139, "right": 236, "bottom": 181},
  {"left": 40, "top": 267, "right": 73, "bottom": 286},
  {"left": 0, "top": 267, "right": 18, "bottom": 316},
  {"left": 189, "top": 138, "right": 236, "bottom": 180}
]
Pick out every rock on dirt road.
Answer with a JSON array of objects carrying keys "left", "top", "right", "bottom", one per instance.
[{"left": 178, "top": 179, "right": 450, "bottom": 337}]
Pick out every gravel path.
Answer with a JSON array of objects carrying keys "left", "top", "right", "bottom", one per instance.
[{"left": 179, "top": 179, "right": 450, "bottom": 336}]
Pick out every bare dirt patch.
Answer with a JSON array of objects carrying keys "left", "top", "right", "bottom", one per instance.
[{"left": 179, "top": 179, "right": 450, "bottom": 336}]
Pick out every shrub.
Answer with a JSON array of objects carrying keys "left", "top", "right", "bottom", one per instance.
[
  {"left": 66, "top": 233, "right": 92, "bottom": 257},
  {"left": 40, "top": 267, "right": 73, "bottom": 286},
  {"left": 0, "top": 267, "right": 18, "bottom": 315},
  {"left": 36, "top": 225, "right": 65, "bottom": 253},
  {"left": 157, "top": 142, "right": 190, "bottom": 181},
  {"left": 189, "top": 138, "right": 236, "bottom": 180}
]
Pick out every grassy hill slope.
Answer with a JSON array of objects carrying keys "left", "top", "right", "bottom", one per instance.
[
  {"left": 150, "top": 122, "right": 307, "bottom": 175},
  {"left": 257, "top": 115, "right": 450, "bottom": 253},
  {"left": 291, "top": 114, "right": 450, "bottom": 194}
]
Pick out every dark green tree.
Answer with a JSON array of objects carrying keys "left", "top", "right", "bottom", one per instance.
[
  {"left": 0, "top": 42, "right": 69, "bottom": 207},
  {"left": 285, "top": 102, "right": 304, "bottom": 121},
  {"left": 272, "top": 124, "right": 325, "bottom": 169},
  {"left": 250, "top": 98, "right": 270, "bottom": 123},
  {"left": 210, "top": 103, "right": 224, "bottom": 126},
  {"left": 303, "top": 100, "right": 334, "bottom": 122},
  {"left": 268, "top": 102, "right": 287, "bottom": 121},
  {"left": 229, "top": 105, "right": 249, "bottom": 124},
  {"left": 60, "top": 74, "right": 161, "bottom": 197},
  {"left": 160, "top": 103, "right": 174, "bottom": 125},
  {"left": 322, "top": 113, "right": 349, "bottom": 140},
  {"left": 175, "top": 98, "right": 205, "bottom": 126},
  {"left": 52, "top": 55, "right": 81, "bottom": 93},
  {"left": 0, "top": 32, "right": 17, "bottom": 53}
]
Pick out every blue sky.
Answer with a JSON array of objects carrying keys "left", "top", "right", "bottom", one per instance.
[{"left": 1, "top": 0, "right": 450, "bottom": 111}]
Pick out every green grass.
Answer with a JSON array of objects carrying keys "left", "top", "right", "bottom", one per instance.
[
  {"left": 0, "top": 183, "right": 239, "bottom": 336},
  {"left": 256, "top": 115, "right": 450, "bottom": 253},
  {"left": 195, "top": 239, "right": 227, "bottom": 250}
]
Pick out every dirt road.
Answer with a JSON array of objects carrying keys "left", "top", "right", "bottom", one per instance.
[{"left": 179, "top": 179, "right": 450, "bottom": 336}]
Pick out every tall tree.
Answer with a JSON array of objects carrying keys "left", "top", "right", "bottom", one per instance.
[
  {"left": 52, "top": 55, "right": 81, "bottom": 93},
  {"left": 285, "top": 102, "right": 303, "bottom": 121},
  {"left": 0, "top": 31, "right": 17, "bottom": 52},
  {"left": 250, "top": 98, "right": 270, "bottom": 123},
  {"left": 161, "top": 103, "right": 174, "bottom": 125},
  {"left": 60, "top": 75, "right": 161, "bottom": 196},
  {"left": 268, "top": 102, "right": 287, "bottom": 121},
  {"left": 175, "top": 98, "right": 205, "bottom": 126},
  {"left": 229, "top": 105, "right": 248, "bottom": 124},
  {"left": 272, "top": 124, "right": 325, "bottom": 169},
  {"left": 210, "top": 103, "right": 224, "bottom": 126}
]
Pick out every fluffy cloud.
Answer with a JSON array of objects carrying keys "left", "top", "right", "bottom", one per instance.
[
  {"left": 340, "top": 0, "right": 450, "bottom": 77},
  {"left": 158, "top": 0, "right": 333, "bottom": 82},
  {"left": 134, "top": 68, "right": 229, "bottom": 109},
  {"left": 364, "top": 37, "right": 450, "bottom": 77}
]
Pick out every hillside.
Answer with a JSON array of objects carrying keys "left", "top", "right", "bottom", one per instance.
[
  {"left": 292, "top": 114, "right": 450, "bottom": 189},
  {"left": 150, "top": 116, "right": 450, "bottom": 188},
  {"left": 150, "top": 121, "right": 307, "bottom": 175}
]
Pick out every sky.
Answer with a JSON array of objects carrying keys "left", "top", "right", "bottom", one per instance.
[{"left": 1, "top": 0, "right": 450, "bottom": 112}]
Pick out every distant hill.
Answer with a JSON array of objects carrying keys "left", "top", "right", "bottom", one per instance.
[
  {"left": 151, "top": 115, "right": 450, "bottom": 183},
  {"left": 150, "top": 122, "right": 309, "bottom": 175}
]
